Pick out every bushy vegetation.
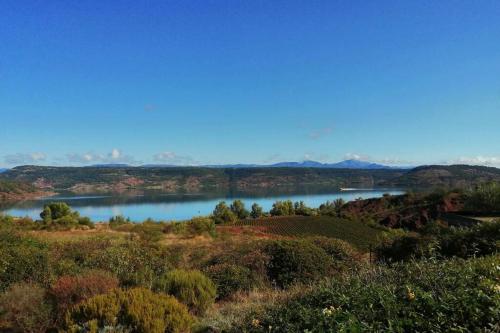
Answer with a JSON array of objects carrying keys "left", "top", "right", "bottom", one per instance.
[
  {"left": 66, "top": 288, "right": 193, "bottom": 333},
  {"left": 1, "top": 186, "right": 499, "bottom": 332},
  {"left": 376, "top": 220, "right": 500, "bottom": 262},
  {"left": 233, "top": 255, "right": 500, "bottom": 332},
  {"left": 0, "top": 282, "right": 54, "bottom": 333},
  {"left": 264, "top": 240, "right": 333, "bottom": 288},
  {"left": 154, "top": 269, "right": 216, "bottom": 314},
  {"left": 40, "top": 202, "right": 95, "bottom": 230},
  {"left": 465, "top": 182, "right": 500, "bottom": 211}
]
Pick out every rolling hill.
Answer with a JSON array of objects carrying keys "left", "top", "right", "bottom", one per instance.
[{"left": 0, "top": 164, "right": 499, "bottom": 197}]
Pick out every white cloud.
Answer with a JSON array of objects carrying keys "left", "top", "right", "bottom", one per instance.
[
  {"left": 4, "top": 152, "right": 47, "bottom": 165},
  {"left": 153, "top": 151, "right": 197, "bottom": 165},
  {"left": 66, "top": 149, "right": 139, "bottom": 165},
  {"left": 448, "top": 156, "right": 500, "bottom": 167},
  {"left": 344, "top": 153, "right": 371, "bottom": 161}
]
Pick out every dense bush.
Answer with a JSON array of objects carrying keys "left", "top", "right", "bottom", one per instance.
[
  {"left": 234, "top": 255, "right": 500, "bottom": 332},
  {"left": 376, "top": 233, "right": 439, "bottom": 262},
  {"left": 264, "top": 240, "right": 333, "bottom": 288},
  {"left": 66, "top": 287, "right": 193, "bottom": 333},
  {"left": 377, "top": 221, "right": 500, "bottom": 262},
  {"left": 84, "top": 241, "right": 172, "bottom": 288},
  {"left": 50, "top": 270, "right": 119, "bottom": 315},
  {"left": 0, "top": 282, "right": 54, "bottom": 333},
  {"left": 205, "top": 263, "right": 254, "bottom": 300},
  {"left": 185, "top": 216, "right": 216, "bottom": 236},
  {"left": 294, "top": 201, "right": 315, "bottom": 216},
  {"left": 309, "top": 236, "right": 361, "bottom": 268},
  {"left": 154, "top": 269, "right": 216, "bottom": 314},
  {"left": 0, "top": 230, "right": 51, "bottom": 291},
  {"left": 465, "top": 182, "right": 500, "bottom": 211}
]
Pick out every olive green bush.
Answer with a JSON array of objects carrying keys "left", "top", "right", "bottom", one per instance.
[
  {"left": 0, "top": 230, "right": 51, "bottom": 291},
  {"left": 264, "top": 240, "right": 333, "bottom": 288},
  {"left": 205, "top": 263, "right": 254, "bottom": 299},
  {"left": 154, "top": 269, "right": 216, "bottom": 314},
  {"left": 66, "top": 287, "right": 193, "bottom": 333}
]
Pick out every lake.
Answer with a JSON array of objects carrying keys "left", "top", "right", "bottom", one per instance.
[{"left": 1, "top": 189, "right": 405, "bottom": 222}]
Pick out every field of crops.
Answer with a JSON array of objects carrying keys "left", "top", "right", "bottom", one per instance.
[{"left": 225, "top": 216, "right": 383, "bottom": 251}]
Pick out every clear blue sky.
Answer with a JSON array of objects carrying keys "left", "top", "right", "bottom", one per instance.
[{"left": 1, "top": 0, "right": 499, "bottom": 168}]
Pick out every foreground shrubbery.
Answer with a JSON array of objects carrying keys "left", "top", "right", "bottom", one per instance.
[
  {"left": 232, "top": 255, "right": 500, "bottom": 333},
  {"left": 155, "top": 269, "right": 216, "bottom": 314},
  {"left": 66, "top": 287, "right": 193, "bottom": 333}
]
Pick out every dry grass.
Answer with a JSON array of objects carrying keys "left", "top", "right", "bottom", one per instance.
[{"left": 197, "top": 286, "right": 306, "bottom": 331}]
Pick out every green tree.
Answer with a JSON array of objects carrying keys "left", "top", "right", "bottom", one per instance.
[
  {"left": 230, "top": 199, "right": 249, "bottom": 219},
  {"left": 294, "top": 201, "right": 314, "bottom": 216},
  {"left": 250, "top": 203, "right": 264, "bottom": 218},
  {"left": 212, "top": 201, "right": 237, "bottom": 224},
  {"left": 40, "top": 202, "right": 73, "bottom": 220},
  {"left": 270, "top": 200, "right": 295, "bottom": 216}
]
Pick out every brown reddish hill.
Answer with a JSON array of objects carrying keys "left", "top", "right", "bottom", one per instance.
[
  {"left": 341, "top": 192, "right": 464, "bottom": 230},
  {"left": 0, "top": 179, "right": 54, "bottom": 202}
]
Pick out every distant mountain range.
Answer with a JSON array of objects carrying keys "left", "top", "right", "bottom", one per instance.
[
  {"left": 0, "top": 168, "right": 8, "bottom": 173},
  {"left": 141, "top": 159, "right": 410, "bottom": 170}
]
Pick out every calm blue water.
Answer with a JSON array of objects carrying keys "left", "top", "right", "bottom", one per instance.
[{"left": 1, "top": 189, "right": 404, "bottom": 222}]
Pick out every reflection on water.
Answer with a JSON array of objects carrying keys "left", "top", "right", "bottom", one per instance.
[{"left": 1, "top": 188, "right": 405, "bottom": 222}]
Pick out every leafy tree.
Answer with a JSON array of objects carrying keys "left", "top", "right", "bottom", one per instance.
[
  {"left": 230, "top": 199, "right": 250, "bottom": 219},
  {"left": 294, "top": 201, "right": 314, "bottom": 216},
  {"left": 212, "top": 201, "right": 237, "bottom": 224},
  {"left": 270, "top": 200, "right": 295, "bottom": 216},
  {"left": 250, "top": 203, "right": 264, "bottom": 218},
  {"left": 40, "top": 202, "right": 73, "bottom": 220}
]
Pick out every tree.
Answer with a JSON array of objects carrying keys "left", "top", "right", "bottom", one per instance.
[
  {"left": 230, "top": 200, "right": 249, "bottom": 219},
  {"left": 250, "top": 203, "right": 264, "bottom": 218},
  {"left": 294, "top": 201, "right": 314, "bottom": 216},
  {"left": 212, "top": 201, "right": 237, "bottom": 224},
  {"left": 270, "top": 200, "right": 295, "bottom": 216},
  {"left": 40, "top": 202, "right": 73, "bottom": 220},
  {"left": 41, "top": 206, "right": 52, "bottom": 224}
]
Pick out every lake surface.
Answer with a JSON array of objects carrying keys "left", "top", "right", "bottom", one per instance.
[{"left": 1, "top": 189, "right": 405, "bottom": 222}]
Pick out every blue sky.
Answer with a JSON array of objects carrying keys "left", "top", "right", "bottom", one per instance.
[{"left": 1, "top": 0, "right": 499, "bottom": 168}]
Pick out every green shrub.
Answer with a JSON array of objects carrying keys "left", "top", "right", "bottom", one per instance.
[
  {"left": 250, "top": 203, "right": 264, "bottom": 218},
  {"left": 0, "top": 282, "right": 54, "bottom": 333},
  {"left": 205, "top": 263, "right": 254, "bottom": 299},
  {"left": 440, "top": 220, "right": 500, "bottom": 258},
  {"left": 0, "top": 230, "right": 51, "bottom": 291},
  {"left": 309, "top": 236, "right": 361, "bottom": 268},
  {"left": 84, "top": 241, "right": 172, "bottom": 288},
  {"left": 465, "top": 182, "right": 500, "bottom": 211},
  {"left": 264, "top": 240, "right": 333, "bottom": 288},
  {"left": 66, "top": 287, "right": 193, "bottom": 333},
  {"left": 234, "top": 255, "right": 500, "bottom": 332},
  {"left": 154, "top": 269, "right": 216, "bottom": 314},
  {"left": 185, "top": 216, "right": 216, "bottom": 236},
  {"left": 376, "top": 233, "right": 439, "bottom": 262}
]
